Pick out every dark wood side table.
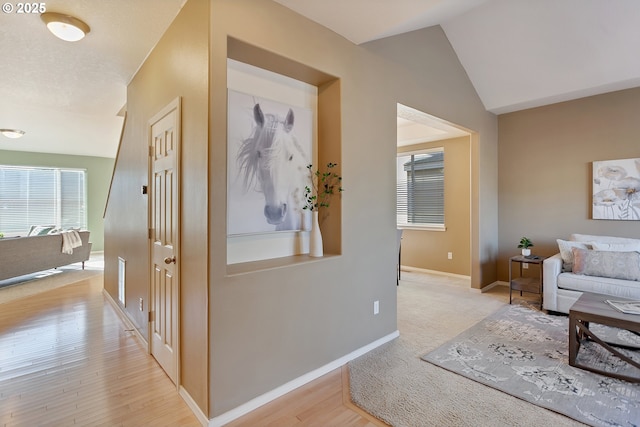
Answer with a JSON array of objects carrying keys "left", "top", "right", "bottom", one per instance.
[
  {"left": 509, "top": 255, "right": 546, "bottom": 309},
  {"left": 569, "top": 292, "right": 640, "bottom": 383}
]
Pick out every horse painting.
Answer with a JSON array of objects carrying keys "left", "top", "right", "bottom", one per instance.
[{"left": 235, "top": 102, "right": 309, "bottom": 231}]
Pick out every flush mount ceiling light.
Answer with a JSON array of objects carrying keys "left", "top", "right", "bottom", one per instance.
[
  {"left": 0, "top": 129, "right": 26, "bottom": 139},
  {"left": 41, "top": 12, "right": 90, "bottom": 42}
]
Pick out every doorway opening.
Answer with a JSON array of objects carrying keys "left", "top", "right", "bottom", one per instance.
[{"left": 396, "top": 103, "right": 473, "bottom": 282}]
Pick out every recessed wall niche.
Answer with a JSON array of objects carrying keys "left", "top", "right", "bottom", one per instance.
[{"left": 226, "top": 37, "right": 342, "bottom": 271}]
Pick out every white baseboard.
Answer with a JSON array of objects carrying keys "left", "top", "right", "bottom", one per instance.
[
  {"left": 401, "top": 265, "right": 471, "bottom": 280},
  {"left": 102, "top": 289, "right": 148, "bottom": 348},
  {"left": 475, "top": 280, "right": 508, "bottom": 293},
  {"left": 180, "top": 386, "right": 209, "bottom": 427},
  {"left": 208, "top": 330, "right": 400, "bottom": 427}
]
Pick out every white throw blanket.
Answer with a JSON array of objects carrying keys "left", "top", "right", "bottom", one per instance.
[{"left": 61, "top": 230, "right": 83, "bottom": 254}]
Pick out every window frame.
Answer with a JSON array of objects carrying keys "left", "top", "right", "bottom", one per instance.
[
  {"left": 0, "top": 165, "right": 88, "bottom": 236},
  {"left": 396, "top": 147, "right": 446, "bottom": 232}
]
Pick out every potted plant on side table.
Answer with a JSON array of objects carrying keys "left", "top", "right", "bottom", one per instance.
[
  {"left": 303, "top": 162, "right": 343, "bottom": 257},
  {"left": 518, "top": 237, "right": 534, "bottom": 257}
]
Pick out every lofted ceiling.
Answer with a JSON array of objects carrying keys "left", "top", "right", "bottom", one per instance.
[{"left": 1, "top": 0, "right": 639, "bottom": 158}]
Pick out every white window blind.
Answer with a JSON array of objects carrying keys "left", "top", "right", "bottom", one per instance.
[
  {"left": 0, "top": 165, "right": 87, "bottom": 235},
  {"left": 396, "top": 149, "right": 444, "bottom": 228}
]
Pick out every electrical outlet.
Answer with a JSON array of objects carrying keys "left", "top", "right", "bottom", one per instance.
[
  {"left": 139, "top": 297, "right": 144, "bottom": 311},
  {"left": 447, "top": 252, "right": 453, "bottom": 260},
  {"left": 373, "top": 300, "right": 379, "bottom": 315},
  {"left": 523, "top": 263, "right": 529, "bottom": 269}
]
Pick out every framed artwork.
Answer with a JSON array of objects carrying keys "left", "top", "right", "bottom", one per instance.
[
  {"left": 227, "top": 89, "right": 312, "bottom": 235},
  {"left": 592, "top": 157, "right": 640, "bottom": 220}
]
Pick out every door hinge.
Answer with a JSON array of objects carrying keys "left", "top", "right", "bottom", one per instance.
[
  {"left": 149, "top": 145, "right": 154, "bottom": 157},
  {"left": 148, "top": 228, "right": 153, "bottom": 239},
  {"left": 148, "top": 311, "right": 153, "bottom": 322}
]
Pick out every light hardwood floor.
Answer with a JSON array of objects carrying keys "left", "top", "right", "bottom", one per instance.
[
  {"left": 0, "top": 274, "right": 387, "bottom": 426},
  {"left": 0, "top": 267, "right": 527, "bottom": 426},
  {"left": 0, "top": 277, "right": 199, "bottom": 426},
  {"left": 226, "top": 367, "right": 387, "bottom": 427}
]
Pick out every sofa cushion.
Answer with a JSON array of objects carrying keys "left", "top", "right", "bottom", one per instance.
[
  {"left": 571, "top": 247, "right": 640, "bottom": 281},
  {"left": 571, "top": 234, "right": 640, "bottom": 245},
  {"left": 591, "top": 241, "right": 640, "bottom": 252},
  {"left": 557, "top": 272, "right": 640, "bottom": 300},
  {"left": 557, "top": 239, "right": 592, "bottom": 272},
  {"left": 28, "top": 225, "right": 56, "bottom": 236}
]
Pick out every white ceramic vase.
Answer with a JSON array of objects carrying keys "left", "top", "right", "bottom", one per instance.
[
  {"left": 521, "top": 248, "right": 531, "bottom": 256},
  {"left": 309, "top": 211, "right": 323, "bottom": 257},
  {"left": 301, "top": 209, "right": 312, "bottom": 231}
]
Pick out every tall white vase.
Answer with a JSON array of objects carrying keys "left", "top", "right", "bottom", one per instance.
[{"left": 309, "top": 211, "right": 323, "bottom": 257}]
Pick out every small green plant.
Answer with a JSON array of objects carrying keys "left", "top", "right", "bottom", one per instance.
[
  {"left": 517, "top": 237, "right": 534, "bottom": 249},
  {"left": 303, "top": 162, "right": 343, "bottom": 211},
  {"left": 0, "top": 232, "right": 3, "bottom": 238}
]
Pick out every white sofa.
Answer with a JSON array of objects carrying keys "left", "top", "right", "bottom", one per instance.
[{"left": 543, "top": 233, "right": 640, "bottom": 314}]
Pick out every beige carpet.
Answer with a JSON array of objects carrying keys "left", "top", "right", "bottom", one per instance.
[
  {"left": 0, "top": 253, "right": 104, "bottom": 305},
  {"left": 349, "top": 270, "right": 585, "bottom": 427}
]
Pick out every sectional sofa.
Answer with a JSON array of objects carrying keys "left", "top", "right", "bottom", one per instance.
[{"left": 0, "top": 231, "right": 91, "bottom": 281}]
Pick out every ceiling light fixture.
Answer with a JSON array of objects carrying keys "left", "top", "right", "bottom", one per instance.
[
  {"left": 41, "top": 12, "right": 90, "bottom": 42},
  {"left": 0, "top": 129, "right": 26, "bottom": 139}
]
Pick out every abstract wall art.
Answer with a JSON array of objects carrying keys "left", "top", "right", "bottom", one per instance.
[{"left": 592, "top": 157, "right": 640, "bottom": 220}]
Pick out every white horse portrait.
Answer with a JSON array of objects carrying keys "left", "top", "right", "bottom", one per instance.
[{"left": 227, "top": 90, "right": 311, "bottom": 235}]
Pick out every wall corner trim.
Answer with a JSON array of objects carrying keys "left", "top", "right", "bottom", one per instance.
[
  {"left": 207, "top": 330, "right": 400, "bottom": 427},
  {"left": 179, "top": 386, "right": 209, "bottom": 426}
]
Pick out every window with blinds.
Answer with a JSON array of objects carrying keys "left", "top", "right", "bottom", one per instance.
[
  {"left": 0, "top": 165, "right": 87, "bottom": 235},
  {"left": 396, "top": 149, "right": 444, "bottom": 229}
]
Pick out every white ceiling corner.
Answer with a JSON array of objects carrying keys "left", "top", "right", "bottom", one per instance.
[{"left": 441, "top": 0, "right": 640, "bottom": 114}]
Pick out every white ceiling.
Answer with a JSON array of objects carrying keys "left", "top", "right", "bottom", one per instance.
[
  {"left": 1, "top": 0, "right": 639, "bottom": 158},
  {"left": 397, "top": 104, "right": 469, "bottom": 146},
  {"left": 0, "top": 0, "right": 185, "bottom": 158},
  {"left": 276, "top": 0, "right": 640, "bottom": 116}
]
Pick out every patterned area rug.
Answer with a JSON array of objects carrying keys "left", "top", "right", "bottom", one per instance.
[{"left": 422, "top": 304, "right": 640, "bottom": 427}]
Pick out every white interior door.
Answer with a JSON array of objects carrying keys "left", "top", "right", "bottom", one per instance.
[{"left": 149, "top": 98, "right": 180, "bottom": 384}]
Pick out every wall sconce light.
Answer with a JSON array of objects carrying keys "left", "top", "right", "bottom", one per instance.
[
  {"left": 0, "top": 129, "right": 26, "bottom": 139},
  {"left": 41, "top": 12, "right": 90, "bottom": 42}
]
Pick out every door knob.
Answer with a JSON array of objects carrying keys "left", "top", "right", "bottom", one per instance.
[{"left": 164, "top": 256, "right": 176, "bottom": 264}]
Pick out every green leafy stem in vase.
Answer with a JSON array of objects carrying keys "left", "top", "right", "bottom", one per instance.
[{"left": 303, "top": 162, "right": 343, "bottom": 211}]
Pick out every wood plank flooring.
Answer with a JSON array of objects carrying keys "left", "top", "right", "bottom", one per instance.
[
  {"left": 0, "top": 275, "right": 387, "bottom": 426},
  {"left": 226, "top": 367, "right": 387, "bottom": 427},
  {"left": 0, "top": 276, "right": 198, "bottom": 426}
]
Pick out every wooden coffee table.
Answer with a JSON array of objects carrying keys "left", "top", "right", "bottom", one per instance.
[{"left": 569, "top": 292, "right": 640, "bottom": 382}]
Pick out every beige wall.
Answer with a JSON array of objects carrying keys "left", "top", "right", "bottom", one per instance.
[
  {"left": 106, "top": 0, "right": 498, "bottom": 419},
  {"left": 0, "top": 149, "right": 113, "bottom": 251},
  {"left": 398, "top": 136, "right": 471, "bottom": 275},
  {"left": 363, "top": 28, "right": 499, "bottom": 288},
  {"left": 103, "top": 0, "right": 209, "bottom": 415},
  {"left": 498, "top": 87, "right": 640, "bottom": 281},
  {"left": 209, "top": 0, "right": 497, "bottom": 417}
]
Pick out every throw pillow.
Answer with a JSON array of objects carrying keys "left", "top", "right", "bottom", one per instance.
[
  {"left": 591, "top": 241, "right": 640, "bottom": 252},
  {"left": 572, "top": 247, "right": 640, "bottom": 282},
  {"left": 28, "top": 225, "right": 56, "bottom": 236},
  {"left": 556, "top": 239, "right": 591, "bottom": 272}
]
